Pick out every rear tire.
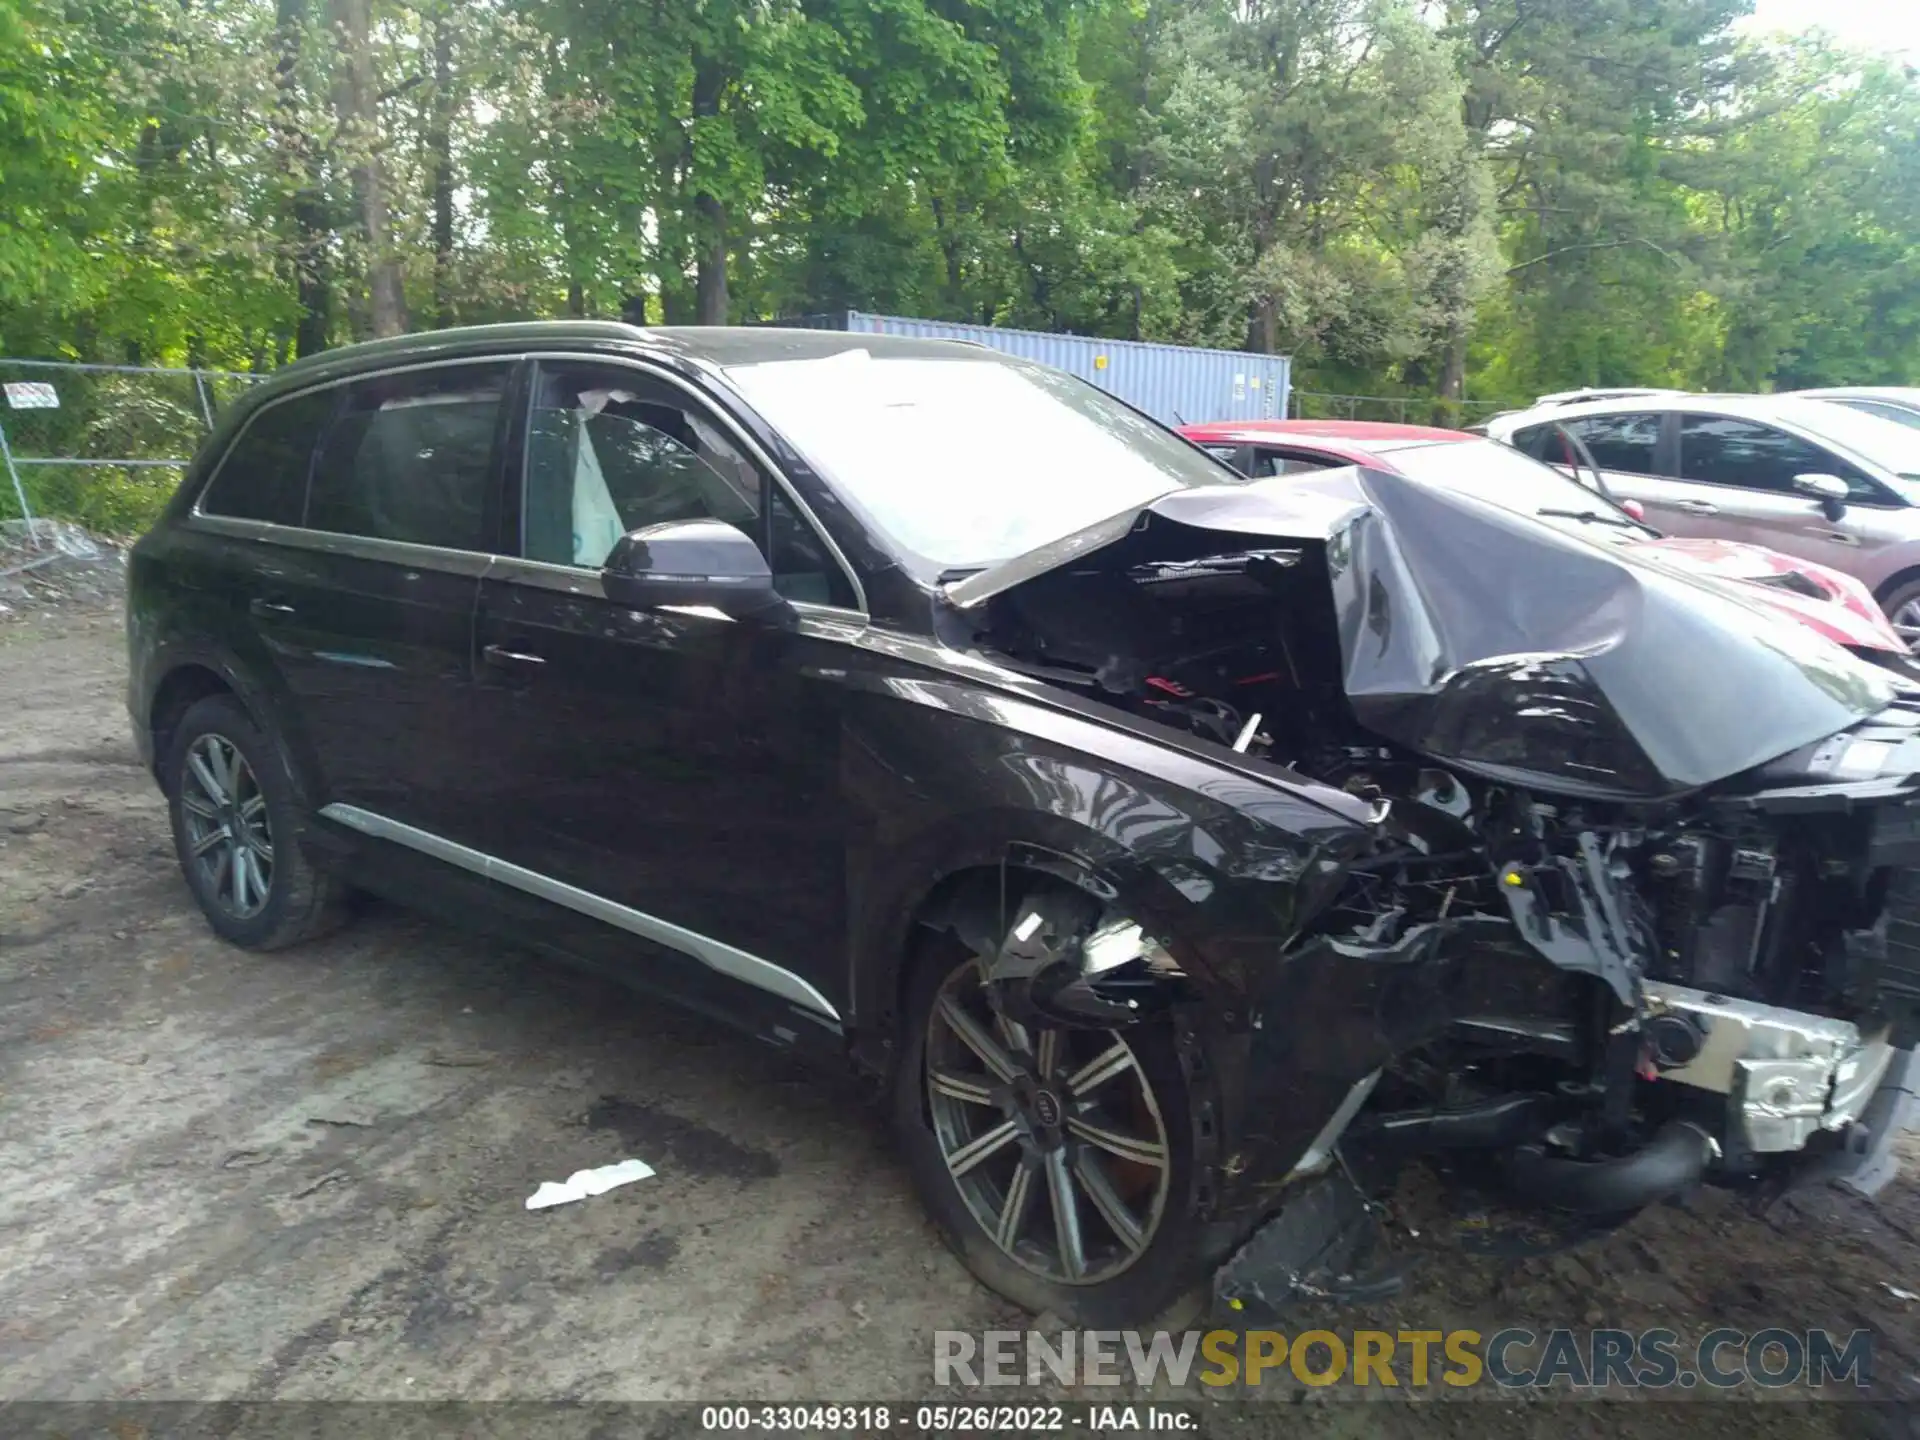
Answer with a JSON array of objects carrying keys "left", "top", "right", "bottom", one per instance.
[
  {"left": 893, "top": 931, "right": 1211, "bottom": 1327},
  {"left": 163, "top": 694, "right": 350, "bottom": 951}
]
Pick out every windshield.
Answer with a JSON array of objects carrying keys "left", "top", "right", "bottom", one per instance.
[
  {"left": 1825, "top": 397, "right": 1920, "bottom": 432},
  {"left": 1791, "top": 402, "right": 1920, "bottom": 481},
  {"left": 720, "top": 349, "right": 1237, "bottom": 571},
  {"left": 1381, "top": 438, "right": 1657, "bottom": 537}
]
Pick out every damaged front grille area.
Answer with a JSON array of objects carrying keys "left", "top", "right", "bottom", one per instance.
[{"left": 1640, "top": 981, "right": 1893, "bottom": 1154}]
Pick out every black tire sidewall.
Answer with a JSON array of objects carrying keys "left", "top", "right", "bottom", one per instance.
[
  {"left": 892, "top": 940, "right": 1211, "bottom": 1327},
  {"left": 163, "top": 695, "right": 309, "bottom": 949},
  {"left": 1883, "top": 577, "right": 1920, "bottom": 634}
]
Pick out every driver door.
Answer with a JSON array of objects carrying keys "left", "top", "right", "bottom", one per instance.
[
  {"left": 457, "top": 357, "right": 860, "bottom": 1021},
  {"left": 1661, "top": 413, "right": 1896, "bottom": 567}
]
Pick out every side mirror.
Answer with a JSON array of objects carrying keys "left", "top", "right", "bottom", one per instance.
[
  {"left": 1793, "top": 472, "right": 1850, "bottom": 521},
  {"left": 600, "top": 518, "right": 793, "bottom": 625}
]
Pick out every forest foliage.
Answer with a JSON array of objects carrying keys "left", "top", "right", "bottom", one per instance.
[{"left": 2, "top": 0, "right": 1917, "bottom": 411}]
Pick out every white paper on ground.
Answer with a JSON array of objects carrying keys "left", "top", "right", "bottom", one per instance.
[{"left": 525, "top": 1158, "right": 655, "bottom": 1210}]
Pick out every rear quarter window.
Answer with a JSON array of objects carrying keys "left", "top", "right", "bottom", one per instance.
[{"left": 197, "top": 389, "right": 337, "bottom": 525}]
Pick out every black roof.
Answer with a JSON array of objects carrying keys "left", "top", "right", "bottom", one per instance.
[{"left": 246, "top": 321, "right": 995, "bottom": 408}]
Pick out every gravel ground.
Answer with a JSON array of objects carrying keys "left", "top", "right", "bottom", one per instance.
[{"left": 5, "top": 571, "right": 1920, "bottom": 1436}]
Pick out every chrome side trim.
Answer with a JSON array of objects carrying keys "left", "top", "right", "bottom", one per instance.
[
  {"left": 186, "top": 513, "right": 496, "bottom": 577},
  {"left": 318, "top": 802, "right": 841, "bottom": 1022},
  {"left": 486, "top": 553, "right": 606, "bottom": 596}
]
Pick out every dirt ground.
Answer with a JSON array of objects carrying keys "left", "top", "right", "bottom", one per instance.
[{"left": 6, "top": 582, "right": 1920, "bottom": 1436}]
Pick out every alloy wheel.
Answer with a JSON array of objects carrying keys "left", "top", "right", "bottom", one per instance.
[
  {"left": 1893, "top": 597, "right": 1920, "bottom": 653},
  {"left": 178, "top": 732, "right": 274, "bottom": 919},
  {"left": 925, "top": 958, "right": 1171, "bottom": 1286}
]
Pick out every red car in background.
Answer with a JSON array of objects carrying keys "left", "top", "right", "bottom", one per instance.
[{"left": 1180, "top": 419, "right": 1909, "bottom": 657}]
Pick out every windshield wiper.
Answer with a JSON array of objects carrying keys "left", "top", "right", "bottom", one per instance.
[
  {"left": 1535, "top": 507, "right": 1640, "bottom": 529},
  {"left": 937, "top": 565, "right": 988, "bottom": 585}
]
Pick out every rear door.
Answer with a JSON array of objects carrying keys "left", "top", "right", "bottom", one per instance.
[
  {"left": 457, "top": 355, "right": 861, "bottom": 1023},
  {"left": 250, "top": 359, "right": 512, "bottom": 835}
]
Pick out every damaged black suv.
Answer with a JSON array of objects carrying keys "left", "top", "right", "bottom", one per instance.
[{"left": 130, "top": 323, "right": 1920, "bottom": 1325}]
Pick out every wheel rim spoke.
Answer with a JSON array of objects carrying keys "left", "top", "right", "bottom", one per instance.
[
  {"left": 239, "top": 794, "right": 267, "bottom": 824},
  {"left": 1043, "top": 1149, "right": 1087, "bottom": 1281},
  {"left": 1073, "top": 1150, "right": 1146, "bottom": 1254},
  {"left": 233, "top": 846, "right": 255, "bottom": 910},
  {"left": 936, "top": 993, "right": 1018, "bottom": 1084},
  {"left": 996, "top": 1010, "right": 1031, "bottom": 1060},
  {"left": 1067, "top": 1041, "right": 1135, "bottom": 1096},
  {"left": 208, "top": 738, "right": 238, "bottom": 797},
  {"left": 1066, "top": 1114, "right": 1167, "bottom": 1169},
  {"left": 186, "top": 750, "right": 228, "bottom": 807},
  {"left": 930, "top": 1069, "right": 996, "bottom": 1107},
  {"left": 946, "top": 1118, "right": 1018, "bottom": 1178},
  {"left": 209, "top": 845, "right": 233, "bottom": 904},
  {"left": 191, "top": 826, "right": 231, "bottom": 859},
  {"left": 995, "top": 1159, "right": 1036, "bottom": 1251},
  {"left": 1035, "top": 1028, "right": 1060, "bottom": 1080},
  {"left": 181, "top": 792, "right": 219, "bottom": 822}
]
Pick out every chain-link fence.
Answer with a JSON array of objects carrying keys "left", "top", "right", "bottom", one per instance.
[
  {"left": 1289, "top": 389, "right": 1512, "bottom": 427},
  {"left": 0, "top": 359, "right": 266, "bottom": 540}
]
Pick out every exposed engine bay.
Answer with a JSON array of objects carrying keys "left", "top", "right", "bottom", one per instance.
[{"left": 942, "top": 466, "right": 1920, "bottom": 1235}]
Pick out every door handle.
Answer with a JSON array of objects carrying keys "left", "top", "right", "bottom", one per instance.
[
  {"left": 483, "top": 643, "right": 547, "bottom": 672},
  {"left": 1675, "top": 499, "right": 1719, "bottom": 515},
  {"left": 249, "top": 597, "right": 296, "bottom": 619},
  {"left": 1819, "top": 531, "right": 1861, "bottom": 547}
]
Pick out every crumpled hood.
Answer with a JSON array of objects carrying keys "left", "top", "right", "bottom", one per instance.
[{"left": 948, "top": 468, "right": 1899, "bottom": 797}]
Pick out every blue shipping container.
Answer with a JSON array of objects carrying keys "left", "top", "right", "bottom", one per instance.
[{"left": 809, "top": 311, "right": 1290, "bottom": 426}]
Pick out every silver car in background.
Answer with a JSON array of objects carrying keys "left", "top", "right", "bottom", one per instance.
[
  {"left": 1794, "top": 387, "right": 1920, "bottom": 431},
  {"left": 1487, "top": 394, "right": 1920, "bottom": 640}
]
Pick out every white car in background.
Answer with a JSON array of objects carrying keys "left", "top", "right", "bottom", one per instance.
[
  {"left": 1795, "top": 387, "right": 1920, "bottom": 431},
  {"left": 1485, "top": 393, "right": 1920, "bottom": 642}
]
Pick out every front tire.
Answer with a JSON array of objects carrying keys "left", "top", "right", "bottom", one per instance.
[
  {"left": 163, "top": 694, "right": 349, "bottom": 950},
  {"left": 1883, "top": 576, "right": 1920, "bottom": 653},
  {"left": 893, "top": 931, "right": 1211, "bottom": 1326}
]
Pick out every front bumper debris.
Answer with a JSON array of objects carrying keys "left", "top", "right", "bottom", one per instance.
[
  {"left": 1212, "top": 1171, "right": 1406, "bottom": 1321},
  {"left": 1641, "top": 981, "right": 1893, "bottom": 1153}
]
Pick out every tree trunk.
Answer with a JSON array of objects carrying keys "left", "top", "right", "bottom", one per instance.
[
  {"left": 694, "top": 193, "right": 728, "bottom": 325},
  {"left": 1245, "top": 299, "right": 1277, "bottom": 354},
  {"left": 273, "top": 0, "right": 333, "bottom": 357},
  {"left": 428, "top": 8, "right": 456, "bottom": 330},
  {"left": 1440, "top": 322, "right": 1467, "bottom": 404},
  {"left": 330, "top": 0, "right": 407, "bottom": 338},
  {"left": 273, "top": 0, "right": 332, "bottom": 356},
  {"left": 690, "top": 56, "right": 727, "bottom": 325}
]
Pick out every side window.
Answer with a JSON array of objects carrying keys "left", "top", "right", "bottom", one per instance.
[
  {"left": 1678, "top": 415, "right": 1875, "bottom": 500},
  {"left": 1510, "top": 424, "right": 1552, "bottom": 460},
  {"left": 1840, "top": 399, "right": 1920, "bottom": 432},
  {"left": 523, "top": 363, "right": 757, "bottom": 569},
  {"left": 306, "top": 363, "right": 510, "bottom": 550},
  {"left": 1563, "top": 413, "right": 1662, "bottom": 475},
  {"left": 198, "top": 389, "right": 336, "bottom": 524},
  {"left": 1250, "top": 449, "right": 1340, "bottom": 477},
  {"left": 523, "top": 361, "right": 857, "bottom": 608}
]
